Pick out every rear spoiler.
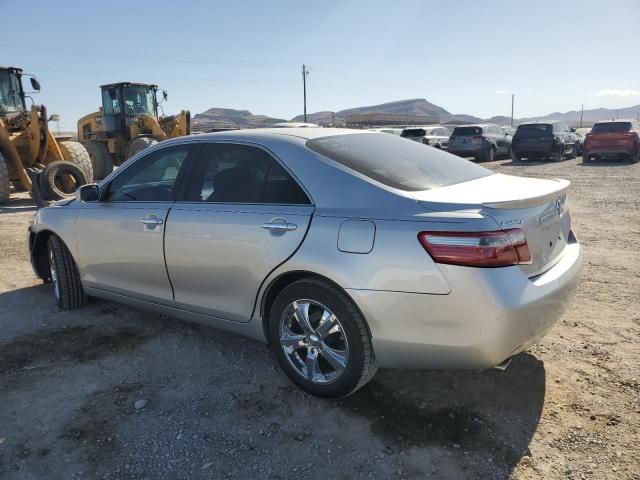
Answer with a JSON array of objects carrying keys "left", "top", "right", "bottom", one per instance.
[{"left": 482, "top": 179, "right": 570, "bottom": 209}]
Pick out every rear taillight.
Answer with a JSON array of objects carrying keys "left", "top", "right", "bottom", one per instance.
[
  {"left": 418, "top": 229, "right": 532, "bottom": 267},
  {"left": 422, "top": 137, "right": 430, "bottom": 145},
  {"left": 473, "top": 135, "right": 483, "bottom": 141}
]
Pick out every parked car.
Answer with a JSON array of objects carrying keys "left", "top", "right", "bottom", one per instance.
[
  {"left": 400, "top": 125, "right": 451, "bottom": 149},
  {"left": 583, "top": 120, "right": 640, "bottom": 163},
  {"left": 510, "top": 121, "right": 577, "bottom": 162},
  {"left": 369, "top": 127, "right": 403, "bottom": 135},
  {"left": 29, "top": 129, "right": 582, "bottom": 398},
  {"left": 448, "top": 124, "right": 511, "bottom": 161},
  {"left": 573, "top": 129, "right": 591, "bottom": 156}
]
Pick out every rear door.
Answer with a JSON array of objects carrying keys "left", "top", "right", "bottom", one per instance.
[
  {"left": 76, "top": 143, "right": 196, "bottom": 304},
  {"left": 164, "top": 142, "right": 314, "bottom": 322}
]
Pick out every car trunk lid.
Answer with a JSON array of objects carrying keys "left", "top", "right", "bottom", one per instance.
[{"left": 412, "top": 173, "right": 571, "bottom": 277}]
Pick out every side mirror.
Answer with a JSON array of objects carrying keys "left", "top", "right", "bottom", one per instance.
[
  {"left": 48, "top": 114, "right": 61, "bottom": 122},
  {"left": 76, "top": 183, "right": 100, "bottom": 202},
  {"left": 30, "top": 77, "right": 41, "bottom": 91}
]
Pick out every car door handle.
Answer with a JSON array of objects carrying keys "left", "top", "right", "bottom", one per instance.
[
  {"left": 261, "top": 221, "right": 297, "bottom": 232},
  {"left": 139, "top": 217, "right": 164, "bottom": 225}
]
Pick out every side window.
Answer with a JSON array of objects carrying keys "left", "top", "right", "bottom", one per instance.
[
  {"left": 189, "top": 143, "right": 310, "bottom": 204},
  {"left": 104, "top": 145, "right": 191, "bottom": 202}
]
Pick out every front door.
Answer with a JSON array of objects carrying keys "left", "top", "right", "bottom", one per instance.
[
  {"left": 76, "top": 143, "right": 196, "bottom": 304},
  {"left": 164, "top": 142, "right": 314, "bottom": 322}
]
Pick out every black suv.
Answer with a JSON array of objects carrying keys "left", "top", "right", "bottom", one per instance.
[
  {"left": 447, "top": 124, "right": 511, "bottom": 161},
  {"left": 511, "top": 121, "right": 577, "bottom": 162}
]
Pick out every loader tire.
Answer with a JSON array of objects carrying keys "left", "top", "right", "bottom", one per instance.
[
  {"left": 127, "top": 137, "right": 158, "bottom": 158},
  {"left": 84, "top": 141, "right": 115, "bottom": 180},
  {"left": 58, "top": 141, "right": 93, "bottom": 183},
  {"left": 0, "top": 151, "right": 10, "bottom": 204},
  {"left": 39, "top": 161, "right": 87, "bottom": 201}
]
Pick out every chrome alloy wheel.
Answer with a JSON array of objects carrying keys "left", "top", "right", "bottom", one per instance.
[
  {"left": 279, "top": 299, "right": 349, "bottom": 384},
  {"left": 49, "top": 248, "right": 60, "bottom": 302}
]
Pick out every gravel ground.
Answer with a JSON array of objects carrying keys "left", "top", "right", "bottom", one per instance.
[{"left": 0, "top": 156, "right": 638, "bottom": 480}]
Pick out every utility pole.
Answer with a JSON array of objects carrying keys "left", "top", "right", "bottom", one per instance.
[
  {"left": 580, "top": 104, "right": 584, "bottom": 127},
  {"left": 302, "top": 64, "right": 309, "bottom": 123},
  {"left": 510, "top": 94, "right": 515, "bottom": 127}
]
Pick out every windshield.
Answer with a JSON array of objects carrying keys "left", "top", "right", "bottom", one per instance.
[
  {"left": 123, "top": 86, "right": 156, "bottom": 116},
  {"left": 591, "top": 122, "right": 632, "bottom": 134},
  {"left": 0, "top": 70, "right": 25, "bottom": 114},
  {"left": 517, "top": 124, "right": 552, "bottom": 135},
  {"left": 306, "top": 133, "right": 492, "bottom": 191},
  {"left": 452, "top": 126, "right": 482, "bottom": 136}
]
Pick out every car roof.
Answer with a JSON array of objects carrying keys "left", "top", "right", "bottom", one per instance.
[
  {"left": 519, "top": 120, "right": 561, "bottom": 125},
  {"left": 179, "top": 127, "right": 362, "bottom": 143},
  {"left": 593, "top": 119, "right": 636, "bottom": 123}
]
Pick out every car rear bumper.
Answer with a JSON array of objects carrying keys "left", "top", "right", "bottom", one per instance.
[
  {"left": 348, "top": 239, "right": 582, "bottom": 369},
  {"left": 512, "top": 141, "right": 555, "bottom": 155},
  {"left": 447, "top": 146, "right": 484, "bottom": 157},
  {"left": 585, "top": 147, "right": 637, "bottom": 157}
]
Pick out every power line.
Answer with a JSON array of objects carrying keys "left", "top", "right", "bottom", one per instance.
[{"left": 0, "top": 42, "right": 299, "bottom": 69}]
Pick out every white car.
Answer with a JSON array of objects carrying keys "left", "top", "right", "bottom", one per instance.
[{"left": 401, "top": 125, "right": 451, "bottom": 149}]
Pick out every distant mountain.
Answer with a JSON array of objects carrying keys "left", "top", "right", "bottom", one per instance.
[
  {"left": 518, "top": 105, "right": 640, "bottom": 126},
  {"left": 291, "top": 98, "right": 452, "bottom": 124},
  {"left": 192, "top": 100, "right": 640, "bottom": 131},
  {"left": 192, "top": 107, "right": 286, "bottom": 131}
]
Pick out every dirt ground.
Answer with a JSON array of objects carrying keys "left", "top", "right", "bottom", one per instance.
[{"left": 0, "top": 156, "right": 638, "bottom": 480}]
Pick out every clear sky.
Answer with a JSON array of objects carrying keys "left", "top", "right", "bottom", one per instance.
[{"left": 2, "top": 0, "right": 639, "bottom": 130}]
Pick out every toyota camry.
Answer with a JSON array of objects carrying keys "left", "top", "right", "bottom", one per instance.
[{"left": 28, "top": 128, "right": 582, "bottom": 397}]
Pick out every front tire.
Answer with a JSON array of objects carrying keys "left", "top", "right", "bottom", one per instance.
[
  {"left": 47, "top": 235, "right": 87, "bottom": 309},
  {"left": 84, "top": 141, "right": 115, "bottom": 180},
  {"left": 268, "top": 279, "right": 378, "bottom": 398},
  {"left": 0, "top": 152, "right": 10, "bottom": 204},
  {"left": 485, "top": 146, "right": 496, "bottom": 162},
  {"left": 127, "top": 137, "right": 158, "bottom": 159}
]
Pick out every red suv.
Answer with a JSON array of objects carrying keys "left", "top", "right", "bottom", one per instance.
[{"left": 583, "top": 120, "right": 640, "bottom": 163}]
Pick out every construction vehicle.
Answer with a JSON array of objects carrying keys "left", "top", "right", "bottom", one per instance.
[
  {"left": 77, "top": 82, "right": 191, "bottom": 179},
  {"left": 0, "top": 66, "right": 92, "bottom": 204}
]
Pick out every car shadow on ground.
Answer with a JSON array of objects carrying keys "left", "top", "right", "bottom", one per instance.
[
  {"left": 580, "top": 160, "right": 634, "bottom": 167},
  {"left": 0, "top": 285, "right": 546, "bottom": 479},
  {"left": 339, "top": 353, "right": 545, "bottom": 476}
]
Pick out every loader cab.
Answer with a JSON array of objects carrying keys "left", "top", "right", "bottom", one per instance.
[
  {"left": 99, "top": 82, "right": 159, "bottom": 134},
  {"left": 0, "top": 67, "right": 27, "bottom": 116}
]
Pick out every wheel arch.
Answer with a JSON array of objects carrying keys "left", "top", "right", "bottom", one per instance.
[
  {"left": 259, "top": 270, "right": 373, "bottom": 342},
  {"left": 29, "top": 229, "right": 54, "bottom": 281}
]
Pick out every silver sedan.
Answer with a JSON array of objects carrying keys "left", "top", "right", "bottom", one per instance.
[{"left": 28, "top": 128, "right": 582, "bottom": 397}]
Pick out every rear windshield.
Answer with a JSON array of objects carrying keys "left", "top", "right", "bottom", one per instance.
[
  {"left": 592, "top": 122, "right": 632, "bottom": 134},
  {"left": 401, "top": 128, "right": 426, "bottom": 138},
  {"left": 517, "top": 124, "right": 552, "bottom": 135},
  {"left": 452, "top": 126, "right": 482, "bottom": 136},
  {"left": 305, "top": 133, "right": 492, "bottom": 191}
]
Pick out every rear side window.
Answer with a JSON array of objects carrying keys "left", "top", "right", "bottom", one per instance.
[
  {"left": 592, "top": 122, "right": 632, "bottom": 134},
  {"left": 306, "top": 133, "right": 492, "bottom": 191},
  {"left": 401, "top": 128, "right": 426, "bottom": 138},
  {"left": 452, "top": 126, "right": 482, "bottom": 136},
  {"left": 517, "top": 124, "right": 552, "bottom": 135},
  {"left": 187, "top": 143, "right": 310, "bottom": 204}
]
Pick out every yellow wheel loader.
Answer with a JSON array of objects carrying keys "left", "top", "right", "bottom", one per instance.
[
  {"left": 77, "top": 82, "right": 190, "bottom": 180},
  {"left": 0, "top": 66, "right": 92, "bottom": 204}
]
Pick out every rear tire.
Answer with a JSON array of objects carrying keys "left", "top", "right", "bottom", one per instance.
[
  {"left": 582, "top": 151, "right": 591, "bottom": 163},
  {"left": 552, "top": 147, "right": 563, "bottom": 162},
  {"left": 38, "top": 161, "right": 87, "bottom": 201},
  {"left": 511, "top": 150, "right": 521, "bottom": 162},
  {"left": 47, "top": 235, "right": 87, "bottom": 309},
  {"left": 0, "top": 151, "right": 10, "bottom": 204},
  {"left": 630, "top": 151, "right": 640, "bottom": 164},
  {"left": 58, "top": 141, "right": 93, "bottom": 183},
  {"left": 485, "top": 146, "right": 496, "bottom": 161},
  {"left": 84, "top": 141, "right": 115, "bottom": 180},
  {"left": 268, "top": 278, "right": 378, "bottom": 398},
  {"left": 127, "top": 137, "right": 158, "bottom": 158}
]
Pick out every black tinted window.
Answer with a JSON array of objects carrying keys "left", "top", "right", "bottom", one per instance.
[
  {"left": 189, "top": 143, "right": 310, "bottom": 204},
  {"left": 517, "top": 124, "right": 552, "bottom": 135},
  {"left": 452, "top": 126, "right": 482, "bottom": 136},
  {"left": 306, "top": 133, "right": 492, "bottom": 191},
  {"left": 105, "top": 145, "right": 190, "bottom": 201},
  {"left": 592, "top": 122, "right": 632, "bottom": 134},
  {"left": 401, "top": 128, "right": 426, "bottom": 138}
]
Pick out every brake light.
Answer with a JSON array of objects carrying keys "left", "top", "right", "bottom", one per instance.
[
  {"left": 418, "top": 229, "right": 532, "bottom": 267},
  {"left": 422, "top": 138, "right": 430, "bottom": 145}
]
